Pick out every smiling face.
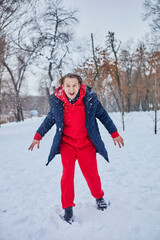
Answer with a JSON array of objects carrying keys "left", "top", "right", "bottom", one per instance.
[{"left": 62, "top": 77, "right": 80, "bottom": 100}]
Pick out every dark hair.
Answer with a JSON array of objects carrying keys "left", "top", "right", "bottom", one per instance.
[{"left": 59, "top": 73, "right": 83, "bottom": 86}]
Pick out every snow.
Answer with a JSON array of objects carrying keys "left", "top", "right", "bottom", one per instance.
[{"left": 0, "top": 111, "right": 160, "bottom": 240}]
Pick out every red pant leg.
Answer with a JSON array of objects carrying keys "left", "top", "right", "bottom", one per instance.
[
  {"left": 77, "top": 144, "right": 104, "bottom": 199},
  {"left": 60, "top": 141, "right": 77, "bottom": 209}
]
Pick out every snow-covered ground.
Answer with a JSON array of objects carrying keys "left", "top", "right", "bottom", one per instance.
[{"left": 0, "top": 111, "right": 160, "bottom": 240}]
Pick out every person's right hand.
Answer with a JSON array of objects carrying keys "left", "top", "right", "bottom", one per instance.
[{"left": 28, "top": 140, "right": 40, "bottom": 151}]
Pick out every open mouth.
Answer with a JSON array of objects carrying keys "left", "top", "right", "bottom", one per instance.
[{"left": 69, "top": 92, "right": 75, "bottom": 96}]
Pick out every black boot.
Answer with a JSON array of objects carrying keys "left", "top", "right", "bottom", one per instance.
[
  {"left": 96, "top": 197, "right": 108, "bottom": 210},
  {"left": 64, "top": 207, "right": 74, "bottom": 224}
]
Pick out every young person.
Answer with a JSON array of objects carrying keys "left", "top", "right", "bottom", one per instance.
[{"left": 28, "top": 73, "right": 124, "bottom": 224}]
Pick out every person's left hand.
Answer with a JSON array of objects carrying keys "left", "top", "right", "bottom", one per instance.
[{"left": 113, "top": 135, "right": 124, "bottom": 148}]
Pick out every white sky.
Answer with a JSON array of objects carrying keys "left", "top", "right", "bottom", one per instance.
[{"left": 62, "top": 0, "right": 150, "bottom": 44}]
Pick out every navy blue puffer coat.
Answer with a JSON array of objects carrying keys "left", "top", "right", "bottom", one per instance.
[{"left": 36, "top": 86, "right": 118, "bottom": 166}]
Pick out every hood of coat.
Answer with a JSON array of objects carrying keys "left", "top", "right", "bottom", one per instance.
[{"left": 54, "top": 83, "right": 86, "bottom": 105}]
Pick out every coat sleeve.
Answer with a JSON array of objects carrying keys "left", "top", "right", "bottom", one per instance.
[
  {"left": 95, "top": 98, "right": 118, "bottom": 135},
  {"left": 36, "top": 94, "right": 56, "bottom": 138}
]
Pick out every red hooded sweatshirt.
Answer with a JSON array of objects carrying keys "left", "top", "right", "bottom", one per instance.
[{"left": 55, "top": 84, "right": 93, "bottom": 148}]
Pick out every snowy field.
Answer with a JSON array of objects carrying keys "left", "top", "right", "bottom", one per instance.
[{"left": 0, "top": 111, "right": 160, "bottom": 240}]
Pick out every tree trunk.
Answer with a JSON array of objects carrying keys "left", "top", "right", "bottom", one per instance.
[
  {"left": 14, "top": 94, "right": 24, "bottom": 121},
  {"left": 154, "top": 74, "right": 158, "bottom": 134},
  {"left": 91, "top": 33, "right": 106, "bottom": 108},
  {"left": 107, "top": 32, "right": 125, "bottom": 130},
  {"left": 2, "top": 61, "right": 24, "bottom": 122},
  {"left": 154, "top": 109, "right": 157, "bottom": 134}
]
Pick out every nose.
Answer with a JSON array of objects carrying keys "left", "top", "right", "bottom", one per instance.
[{"left": 70, "top": 86, "right": 74, "bottom": 92}]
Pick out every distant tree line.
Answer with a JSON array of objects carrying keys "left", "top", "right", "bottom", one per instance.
[
  {"left": 75, "top": 32, "right": 160, "bottom": 132},
  {"left": 0, "top": 0, "right": 160, "bottom": 134},
  {"left": 75, "top": 33, "right": 160, "bottom": 110}
]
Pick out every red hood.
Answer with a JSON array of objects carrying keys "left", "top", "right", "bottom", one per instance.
[{"left": 54, "top": 84, "right": 86, "bottom": 104}]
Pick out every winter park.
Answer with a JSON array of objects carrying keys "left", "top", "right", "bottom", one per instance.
[{"left": 0, "top": 0, "right": 160, "bottom": 240}]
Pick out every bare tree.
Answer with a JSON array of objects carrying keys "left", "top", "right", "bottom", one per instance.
[
  {"left": 91, "top": 33, "right": 106, "bottom": 108},
  {"left": 120, "top": 41, "right": 135, "bottom": 112},
  {"left": 0, "top": 0, "right": 32, "bottom": 41},
  {"left": 0, "top": 33, "right": 6, "bottom": 125},
  {"left": 0, "top": 0, "right": 23, "bottom": 32},
  {"left": 106, "top": 31, "right": 125, "bottom": 131},
  {"left": 2, "top": 51, "right": 33, "bottom": 121},
  {"left": 143, "top": 0, "right": 160, "bottom": 32},
  {"left": 16, "top": 0, "right": 78, "bottom": 99},
  {"left": 133, "top": 42, "right": 151, "bottom": 111},
  {"left": 0, "top": 0, "right": 32, "bottom": 124},
  {"left": 147, "top": 50, "right": 160, "bottom": 134}
]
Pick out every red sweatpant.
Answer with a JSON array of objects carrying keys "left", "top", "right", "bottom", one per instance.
[{"left": 60, "top": 141, "right": 104, "bottom": 209}]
